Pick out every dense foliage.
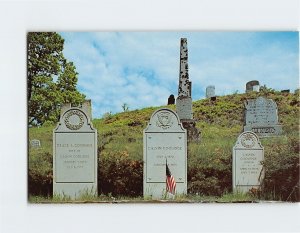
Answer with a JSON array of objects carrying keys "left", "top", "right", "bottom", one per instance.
[
  {"left": 27, "top": 32, "right": 85, "bottom": 126},
  {"left": 28, "top": 91, "right": 300, "bottom": 201}
]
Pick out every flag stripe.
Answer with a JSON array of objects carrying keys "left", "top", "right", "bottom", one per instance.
[{"left": 166, "top": 162, "right": 176, "bottom": 195}]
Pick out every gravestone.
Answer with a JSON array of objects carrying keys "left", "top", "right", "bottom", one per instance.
[
  {"left": 206, "top": 85, "right": 215, "bottom": 98},
  {"left": 244, "top": 97, "right": 282, "bottom": 137},
  {"left": 167, "top": 94, "right": 175, "bottom": 105},
  {"left": 143, "top": 108, "right": 187, "bottom": 199},
  {"left": 232, "top": 131, "right": 264, "bottom": 193},
  {"left": 30, "top": 139, "right": 41, "bottom": 148},
  {"left": 246, "top": 80, "right": 260, "bottom": 93},
  {"left": 175, "top": 38, "right": 200, "bottom": 142},
  {"left": 53, "top": 105, "right": 97, "bottom": 199}
]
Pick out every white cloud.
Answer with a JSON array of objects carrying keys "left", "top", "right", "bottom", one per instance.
[{"left": 60, "top": 32, "right": 299, "bottom": 118}]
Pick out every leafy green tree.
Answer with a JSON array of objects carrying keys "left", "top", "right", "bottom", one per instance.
[{"left": 27, "top": 32, "right": 85, "bottom": 126}]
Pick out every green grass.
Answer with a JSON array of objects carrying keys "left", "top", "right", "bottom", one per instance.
[{"left": 28, "top": 192, "right": 260, "bottom": 203}]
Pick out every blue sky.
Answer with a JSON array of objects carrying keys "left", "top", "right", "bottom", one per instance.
[{"left": 59, "top": 32, "right": 299, "bottom": 118}]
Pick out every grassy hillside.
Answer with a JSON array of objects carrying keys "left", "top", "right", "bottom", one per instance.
[{"left": 28, "top": 89, "right": 300, "bottom": 202}]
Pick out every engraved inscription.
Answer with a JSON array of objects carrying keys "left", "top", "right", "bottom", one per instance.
[
  {"left": 235, "top": 151, "right": 263, "bottom": 186},
  {"left": 146, "top": 133, "right": 185, "bottom": 183},
  {"left": 55, "top": 133, "right": 95, "bottom": 182}
]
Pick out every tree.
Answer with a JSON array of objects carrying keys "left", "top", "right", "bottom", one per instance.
[
  {"left": 27, "top": 32, "right": 85, "bottom": 126},
  {"left": 122, "top": 103, "right": 129, "bottom": 112}
]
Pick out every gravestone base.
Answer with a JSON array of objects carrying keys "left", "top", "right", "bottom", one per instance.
[
  {"left": 181, "top": 120, "right": 201, "bottom": 142},
  {"left": 54, "top": 183, "right": 97, "bottom": 199},
  {"left": 144, "top": 183, "right": 187, "bottom": 199},
  {"left": 244, "top": 125, "right": 282, "bottom": 137}
]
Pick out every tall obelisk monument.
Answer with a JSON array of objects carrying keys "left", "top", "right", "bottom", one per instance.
[{"left": 176, "top": 38, "right": 200, "bottom": 142}]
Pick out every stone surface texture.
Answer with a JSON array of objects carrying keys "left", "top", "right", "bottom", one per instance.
[
  {"left": 175, "top": 38, "right": 200, "bottom": 142},
  {"left": 246, "top": 80, "right": 260, "bottom": 93},
  {"left": 232, "top": 131, "right": 264, "bottom": 193},
  {"left": 206, "top": 85, "right": 215, "bottom": 98},
  {"left": 143, "top": 108, "right": 187, "bottom": 199},
  {"left": 244, "top": 97, "right": 282, "bottom": 137},
  {"left": 53, "top": 105, "right": 97, "bottom": 199}
]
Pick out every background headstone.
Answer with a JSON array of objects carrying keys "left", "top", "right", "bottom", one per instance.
[
  {"left": 30, "top": 139, "right": 41, "bottom": 148},
  {"left": 244, "top": 97, "right": 282, "bottom": 137},
  {"left": 246, "top": 80, "right": 260, "bottom": 93},
  {"left": 232, "top": 131, "right": 264, "bottom": 193},
  {"left": 206, "top": 85, "right": 215, "bottom": 98},
  {"left": 167, "top": 94, "right": 175, "bottom": 105},
  {"left": 143, "top": 108, "right": 187, "bottom": 199},
  {"left": 53, "top": 105, "right": 97, "bottom": 199}
]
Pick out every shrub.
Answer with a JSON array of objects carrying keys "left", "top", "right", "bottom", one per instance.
[{"left": 98, "top": 150, "right": 143, "bottom": 196}]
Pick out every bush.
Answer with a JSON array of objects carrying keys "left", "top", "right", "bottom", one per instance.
[
  {"left": 28, "top": 152, "right": 53, "bottom": 196},
  {"left": 98, "top": 150, "right": 143, "bottom": 196}
]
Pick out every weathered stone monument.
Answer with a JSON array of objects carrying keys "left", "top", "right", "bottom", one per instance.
[
  {"left": 246, "top": 80, "right": 260, "bottom": 93},
  {"left": 143, "top": 108, "right": 187, "bottom": 199},
  {"left": 233, "top": 131, "right": 264, "bottom": 193},
  {"left": 167, "top": 94, "right": 175, "bottom": 105},
  {"left": 53, "top": 103, "right": 97, "bottom": 199},
  {"left": 206, "top": 85, "right": 216, "bottom": 98},
  {"left": 30, "top": 139, "right": 41, "bottom": 148},
  {"left": 175, "top": 38, "right": 200, "bottom": 142},
  {"left": 244, "top": 96, "right": 282, "bottom": 137}
]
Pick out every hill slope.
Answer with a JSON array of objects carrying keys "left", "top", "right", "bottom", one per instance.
[{"left": 28, "top": 90, "right": 300, "bottom": 201}]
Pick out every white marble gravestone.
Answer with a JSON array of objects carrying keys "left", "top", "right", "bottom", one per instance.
[
  {"left": 232, "top": 131, "right": 264, "bottom": 193},
  {"left": 206, "top": 85, "right": 215, "bottom": 98},
  {"left": 30, "top": 139, "right": 41, "bottom": 148},
  {"left": 53, "top": 107, "right": 97, "bottom": 199},
  {"left": 143, "top": 108, "right": 187, "bottom": 199},
  {"left": 244, "top": 97, "right": 282, "bottom": 137}
]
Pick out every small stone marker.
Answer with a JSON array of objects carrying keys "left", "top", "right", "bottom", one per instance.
[
  {"left": 53, "top": 105, "right": 97, "bottom": 199},
  {"left": 246, "top": 80, "right": 260, "bottom": 93},
  {"left": 244, "top": 96, "right": 282, "bottom": 137},
  {"left": 30, "top": 139, "right": 41, "bottom": 148},
  {"left": 143, "top": 108, "right": 187, "bottom": 199},
  {"left": 232, "top": 131, "right": 264, "bottom": 193},
  {"left": 206, "top": 85, "right": 215, "bottom": 98},
  {"left": 167, "top": 94, "right": 175, "bottom": 105}
]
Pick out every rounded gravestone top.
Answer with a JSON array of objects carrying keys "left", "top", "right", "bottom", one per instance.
[
  {"left": 234, "top": 131, "right": 263, "bottom": 149},
  {"left": 144, "top": 108, "right": 186, "bottom": 133},
  {"left": 55, "top": 107, "right": 95, "bottom": 132}
]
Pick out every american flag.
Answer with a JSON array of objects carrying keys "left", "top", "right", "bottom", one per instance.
[{"left": 166, "top": 160, "right": 176, "bottom": 195}]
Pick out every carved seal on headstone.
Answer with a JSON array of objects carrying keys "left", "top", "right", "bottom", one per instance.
[
  {"left": 64, "top": 110, "right": 84, "bottom": 130},
  {"left": 240, "top": 132, "right": 256, "bottom": 148},
  {"left": 156, "top": 111, "right": 173, "bottom": 129}
]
